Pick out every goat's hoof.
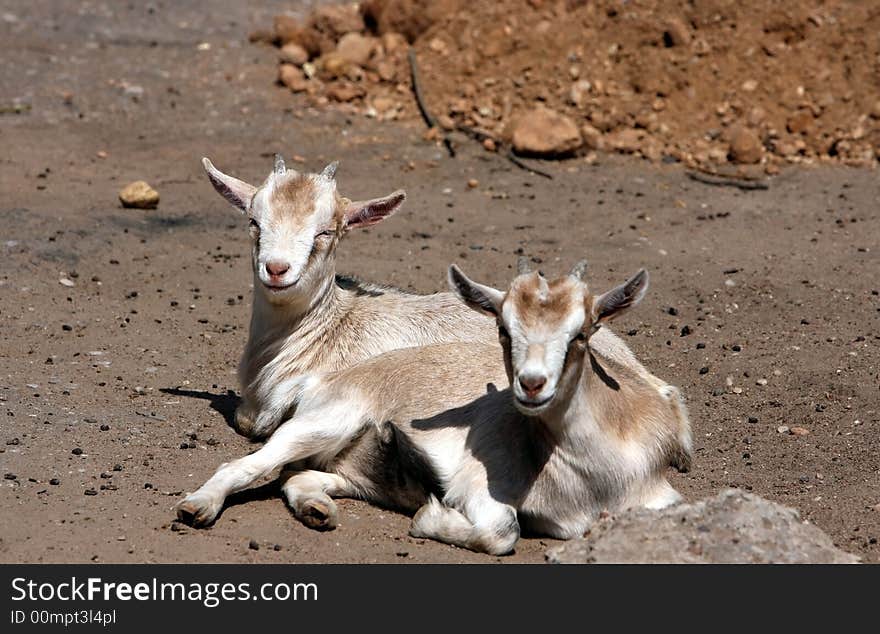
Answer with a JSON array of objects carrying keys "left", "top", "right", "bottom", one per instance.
[
  {"left": 176, "top": 493, "right": 221, "bottom": 527},
  {"left": 298, "top": 499, "right": 338, "bottom": 531}
]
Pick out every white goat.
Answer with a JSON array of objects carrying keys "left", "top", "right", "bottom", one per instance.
[
  {"left": 202, "top": 154, "right": 498, "bottom": 440},
  {"left": 177, "top": 259, "right": 693, "bottom": 554}
]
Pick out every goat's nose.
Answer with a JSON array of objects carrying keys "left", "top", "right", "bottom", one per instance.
[
  {"left": 518, "top": 374, "right": 547, "bottom": 398},
  {"left": 265, "top": 260, "right": 290, "bottom": 277}
]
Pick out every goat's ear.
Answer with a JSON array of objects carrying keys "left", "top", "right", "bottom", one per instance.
[
  {"left": 342, "top": 190, "right": 405, "bottom": 230},
  {"left": 202, "top": 157, "right": 257, "bottom": 214},
  {"left": 448, "top": 264, "right": 505, "bottom": 317},
  {"left": 591, "top": 269, "right": 649, "bottom": 324}
]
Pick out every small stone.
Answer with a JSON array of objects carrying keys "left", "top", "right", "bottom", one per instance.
[
  {"left": 756, "top": 378, "right": 768, "bottom": 386},
  {"left": 580, "top": 123, "right": 604, "bottom": 150},
  {"left": 100, "top": 424, "right": 110, "bottom": 431},
  {"left": 119, "top": 181, "right": 159, "bottom": 209},
  {"left": 606, "top": 128, "right": 644, "bottom": 154},
  {"left": 4, "top": 473, "right": 16, "bottom": 480},
  {"left": 467, "top": 179, "right": 479, "bottom": 189},
  {"left": 569, "top": 80, "right": 592, "bottom": 108},
  {"left": 325, "top": 82, "right": 365, "bottom": 102},
  {"left": 509, "top": 105, "right": 583, "bottom": 157},
  {"left": 664, "top": 18, "right": 691, "bottom": 47},
  {"left": 84, "top": 488, "right": 98, "bottom": 496},
  {"left": 777, "top": 425, "right": 790, "bottom": 434},
  {"left": 248, "top": 539, "right": 260, "bottom": 551},
  {"left": 732, "top": 387, "right": 743, "bottom": 394},
  {"left": 278, "top": 64, "right": 309, "bottom": 92},
  {"left": 728, "top": 126, "right": 763, "bottom": 164},
  {"left": 731, "top": 344, "right": 742, "bottom": 352},
  {"left": 741, "top": 79, "right": 758, "bottom": 92},
  {"left": 482, "top": 138, "right": 496, "bottom": 152},
  {"left": 334, "top": 33, "right": 376, "bottom": 67},
  {"left": 790, "top": 426, "right": 810, "bottom": 436},
  {"left": 680, "top": 325, "right": 691, "bottom": 337},
  {"left": 747, "top": 416, "right": 758, "bottom": 424},
  {"left": 71, "top": 447, "right": 83, "bottom": 455},
  {"left": 699, "top": 366, "right": 709, "bottom": 375},
  {"left": 787, "top": 110, "right": 814, "bottom": 135},
  {"left": 59, "top": 277, "right": 75, "bottom": 287},
  {"left": 279, "top": 42, "right": 309, "bottom": 66},
  {"left": 49, "top": 478, "right": 60, "bottom": 485}
]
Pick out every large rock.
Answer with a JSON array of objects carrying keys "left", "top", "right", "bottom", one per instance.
[
  {"left": 509, "top": 105, "right": 583, "bottom": 157},
  {"left": 546, "top": 489, "right": 858, "bottom": 564}
]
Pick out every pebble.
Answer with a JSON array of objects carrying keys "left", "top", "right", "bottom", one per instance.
[
  {"left": 790, "top": 427, "right": 810, "bottom": 436},
  {"left": 467, "top": 179, "right": 479, "bottom": 189},
  {"left": 756, "top": 378, "right": 768, "bottom": 386},
  {"left": 249, "top": 539, "right": 260, "bottom": 551},
  {"left": 278, "top": 42, "right": 309, "bottom": 66},
  {"left": 334, "top": 32, "right": 376, "bottom": 67},
  {"left": 49, "top": 478, "right": 60, "bottom": 485},
  {"left": 732, "top": 387, "right": 743, "bottom": 394},
  {"left": 84, "top": 488, "right": 98, "bottom": 496},
  {"left": 728, "top": 125, "right": 763, "bottom": 164},
  {"left": 100, "top": 424, "right": 110, "bottom": 431},
  {"left": 278, "top": 64, "right": 309, "bottom": 93},
  {"left": 119, "top": 181, "right": 159, "bottom": 209},
  {"left": 747, "top": 416, "right": 758, "bottom": 424},
  {"left": 699, "top": 366, "right": 709, "bottom": 375},
  {"left": 71, "top": 447, "right": 83, "bottom": 455},
  {"left": 509, "top": 105, "right": 583, "bottom": 156},
  {"left": 777, "top": 425, "right": 790, "bottom": 434},
  {"left": 4, "top": 473, "right": 16, "bottom": 480},
  {"left": 680, "top": 325, "right": 691, "bottom": 336}
]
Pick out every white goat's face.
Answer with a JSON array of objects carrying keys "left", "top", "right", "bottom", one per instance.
[
  {"left": 202, "top": 156, "right": 406, "bottom": 307},
  {"left": 450, "top": 260, "right": 649, "bottom": 416}
]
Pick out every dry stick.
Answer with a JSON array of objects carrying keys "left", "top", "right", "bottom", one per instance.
[
  {"left": 685, "top": 170, "right": 770, "bottom": 191},
  {"left": 407, "top": 48, "right": 552, "bottom": 178}
]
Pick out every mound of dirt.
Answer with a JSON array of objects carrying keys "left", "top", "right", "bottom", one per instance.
[
  {"left": 546, "top": 489, "right": 860, "bottom": 564},
  {"left": 259, "top": 0, "right": 880, "bottom": 171}
]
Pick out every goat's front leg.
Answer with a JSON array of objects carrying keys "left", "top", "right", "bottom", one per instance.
[
  {"left": 410, "top": 493, "right": 520, "bottom": 556},
  {"left": 280, "top": 468, "right": 355, "bottom": 531},
  {"left": 176, "top": 407, "right": 365, "bottom": 527}
]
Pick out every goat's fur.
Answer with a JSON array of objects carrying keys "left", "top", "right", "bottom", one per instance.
[{"left": 177, "top": 263, "right": 693, "bottom": 555}]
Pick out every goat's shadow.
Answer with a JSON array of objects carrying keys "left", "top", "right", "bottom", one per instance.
[{"left": 160, "top": 387, "right": 240, "bottom": 430}]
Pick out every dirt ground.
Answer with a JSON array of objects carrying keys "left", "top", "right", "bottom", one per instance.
[{"left": 1, "top": 1, "right": 878, "bottom": 564}]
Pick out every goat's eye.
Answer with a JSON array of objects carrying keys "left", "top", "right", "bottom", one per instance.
[
  {"left": 315, "top": 229, "right": 334, "bottom": 239},
  {"left": 248, "top": 218, "right": 259, "bottom": 230}
]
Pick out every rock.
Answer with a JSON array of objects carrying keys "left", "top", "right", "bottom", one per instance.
[
  {"left": 467, "top": 178, "right": 479, "bottom": 188},
  {"left": 546, "top": 489, "right": 859, "bottom": 564},
  {"left": 777, "top": 425, "right": 790, "bottom": 434},
  {"left": 325, "top": 82, "right": 366, "bottom": 102},
  {"left": 361, "top": 0, "right": 452, "bottom": 42},
  {"left": 728, "top": 126, "right": 763, "bottom": 164},
  {"left": 580, "top": 123, "right": 604, "bottom": 150},
  {"left": 335, "top": 32, "right": 377, "bottom": 67},
  {"left": 664, "top": 18, "right": 691, "bottom": 47},
  {"left": 273, "top": 16, "right": 322, "bottom": 56},
  {"left": 278, "top": 64, "right": 309, "bottom": 92},
  {"left": 119, "top": 181, "right": 159, "bottom": 209},
  {"left": 741, "top": 79, "right": 758, "bottom": 92},
  {"left": 376, "top": 60, "right": 396, "bottom": 81},
  {"left": 509, "top": 105, "right": 583, "bottom": 157},
  {"left": 787, "top": 109, "right": 814, "bottom": 135},
  {"left": 790, "top": 426, "right": 810, "bottom": 436},
  {"left": 568, "top": 80, "right": 592, "bottom": 108},
  {"left": 606, "top": 128, "right": 644, "bottom": 154},
  {"left": 380, "top": 32, "right": 408, "bottom": 55},
  {"left": 309, "top": 5, "right": 364, "bottom": 40},
  {"left": 279, "top": 42, "right": 309, "bottom": 66}
]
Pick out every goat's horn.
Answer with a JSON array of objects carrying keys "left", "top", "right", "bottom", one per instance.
[
  {"left": 516, "top": 256, "right": 531, "bottom": 275},
  {"left": 569, "top": 259, "right": 588, "bottom": 280},
  {"left": 321, "top": 161, "right": 339, "bottom": 180},
  {"left": 273, "top": 154, "right": 286, "bottom": 175}
]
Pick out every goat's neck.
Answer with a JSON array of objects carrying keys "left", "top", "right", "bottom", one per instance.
[
  {"left": 249, "top": 272, "right": 342, "bottom": 342},
  {"left": 534, "top": 356, "right": 604, "bottom": 444}
]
